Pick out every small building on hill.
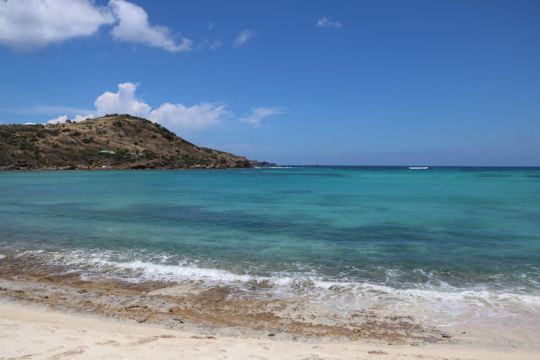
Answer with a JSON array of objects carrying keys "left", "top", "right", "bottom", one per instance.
[{"left": 99, "top": 150, "right": 116, "bottom": 155}]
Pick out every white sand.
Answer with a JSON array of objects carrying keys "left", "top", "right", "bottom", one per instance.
[{"left": 1, "top": 302, "right": 538, "bottom": 360}]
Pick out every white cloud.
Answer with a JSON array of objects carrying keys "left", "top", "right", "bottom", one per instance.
[
  {"left": 234, "top": 30, "right": 255, "bottom": 47},
  {"left": 109, "top": 0, "right": 192, "bottom": 52},
  {"left": 48, "top": 82, "right": 227, "bottom": 133},
  {"left": 0, "top": 0, "right": 192, "bottom": 52},
  {"left": 47, "top": 113, "right": 94, "bottom": 124},
  {"left": 94, "top": 82, "right": 151, "bottom": 117},
  {"left": 316, "top": 17, "right": 342, "bottom": 29},
  {"left": 47, "top": 115, "right": 69, "bottom": 125},
  {"left": 151, "top": 102, "right": 227, "bottom": 132},
  {"left": 73, "top": 114, "right": 95, "bottom": 122},
  {"left": 240, "top": 107, "right": 284, "bottom": 127},
  {"left": 0, "top": 0, "right": 114, "bottom": 51}
]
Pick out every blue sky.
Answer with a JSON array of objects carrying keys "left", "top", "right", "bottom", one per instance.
[{"left": 1, "top": 0, "right": 539, "bottom": 165}]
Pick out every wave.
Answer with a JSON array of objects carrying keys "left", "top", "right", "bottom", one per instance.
[
  {"left": 6, "top": 247, "right": 540, "bottom": 340},
  {"left": 5, "top": 248, "right": 540, "bottom": 350},
  {"left": 14, "top": 248, "right": 540, "bottom": 314}
]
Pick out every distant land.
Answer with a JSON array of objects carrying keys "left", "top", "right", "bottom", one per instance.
[{"left": 0, "top": 114, "right": 270, "bottom": 170}]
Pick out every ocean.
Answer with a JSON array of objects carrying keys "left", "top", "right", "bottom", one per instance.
[{"left": 1, "top": 166, "right": 540, "bottom": 342}]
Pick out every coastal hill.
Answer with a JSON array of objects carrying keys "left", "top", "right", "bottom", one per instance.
[{"left": 0, "top": 114, "right": 251, "bottom": 170}]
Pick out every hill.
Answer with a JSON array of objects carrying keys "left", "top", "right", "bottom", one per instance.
[{"left": 0, "top": 114, "right": 251, "bottom": 170}]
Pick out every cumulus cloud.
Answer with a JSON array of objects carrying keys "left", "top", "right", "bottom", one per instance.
[
  {"left": 47, "top": 113, "right": 94, "bottom": 125},
  {"left": 109, "top": 0, "right": 192, "bottom": 52},
  {"left": 73, "top": 114, "right": 95, "bottom": 122},
  {"left": 316, "top": 17, "right": 342, "bottom": 29},
  {"left": 48, "top": 82, "right": 227, "bottom": 133},
  {"left": 47, "top": 115, "right": 69, "bottom": 125},
  {"left": 240, "top": 107, "right": 284, "bottom": 127},
  {"left": 234, "top": 30, "right": 255, "bottom": 47},
  {"left": 0, "top": 0, "right": 114, "bottom": 51},
  {"left": 151, "top": 102, "right": 227, "bottom": 131},
  {"left": 94, "top": 82, "right": 151, "bottom": 117},
  {"left": 0, "top": 0, "right": 192, "bottom": 52}
]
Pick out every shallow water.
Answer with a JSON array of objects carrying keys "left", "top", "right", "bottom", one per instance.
[{"left": 1, "top": 167, "right": 540, "bottom": 343}]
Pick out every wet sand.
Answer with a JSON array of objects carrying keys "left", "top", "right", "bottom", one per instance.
[{"left": 0, "top": 273, "right": 445, "bottom": 344}]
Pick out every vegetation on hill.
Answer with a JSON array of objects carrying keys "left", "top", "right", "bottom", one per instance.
[{"left": 0, "top": 114, "right": 251, "bottom": 170}]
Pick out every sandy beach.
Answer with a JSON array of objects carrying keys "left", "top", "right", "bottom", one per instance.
[{"left": 1, "top": 301, "right": 538, "bottom": 360}]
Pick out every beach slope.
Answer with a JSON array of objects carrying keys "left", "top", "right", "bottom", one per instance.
[{"left": 1, "top": 302, "right": 538, "bottom": 360}]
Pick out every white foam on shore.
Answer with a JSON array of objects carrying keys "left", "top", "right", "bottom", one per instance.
[
  {"left": 5, "top": 244, "right": 540, "bottom": 349},
  {"left": 89, "top": 258, "right": 255, "bottom": 283},
  {"left": 48, "top": 250, "right": 540, "bottom": 306},
  {"left": 11, "top": 248, "right": 540, "bottom": 328}
]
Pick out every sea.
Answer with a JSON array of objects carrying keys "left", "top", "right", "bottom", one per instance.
[{"left": 1, "top": 166, "right": 539, "bottom": 343}]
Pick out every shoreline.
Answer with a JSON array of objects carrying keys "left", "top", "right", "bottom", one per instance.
[
  {"left": 1, "top": 301, "right": 539, "bottom": 360},
  {"left": 1, "top": 253, "right": 540, "bottom": 352},
  {"left": 0, "top": 273, "right": 448, "bottom": 345}
]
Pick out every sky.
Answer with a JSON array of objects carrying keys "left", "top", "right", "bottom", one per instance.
[{"left": 0, "top": 0, "right": 539, "bottom": 166}]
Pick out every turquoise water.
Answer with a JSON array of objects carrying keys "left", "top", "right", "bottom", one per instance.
[{"left": 1, "top": 167, "right": 540, "bottom": 298}]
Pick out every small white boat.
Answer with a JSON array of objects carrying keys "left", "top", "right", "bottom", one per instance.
[{"left": 408, "top": 166, "right": 429, "bottom": 170}]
